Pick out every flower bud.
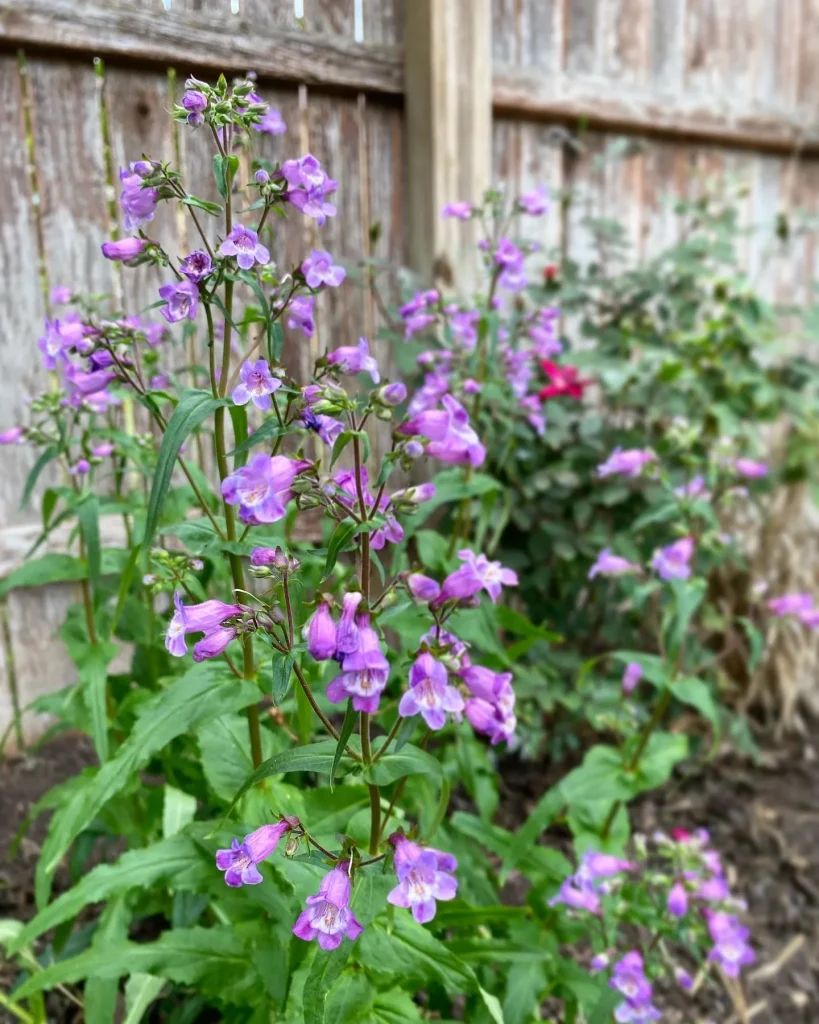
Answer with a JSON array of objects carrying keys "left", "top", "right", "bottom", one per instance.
[
  {"left": 667, "top": 881, "right": 688, "bottom": 918},
  {"left": 307, "top": 600, "right": 337, "bottom": 661},
  {"left": 255, "top": 168, "right": 270, "bottom": 185},
  {"left": 391, "top": 482, "right": 436, "bottom": 505},
  {"left": 403, "top": 440, "right": 424, "bottom": 459},
  {"left": 406, "top": 573, "right": 441, "bottom": 604},
  {"left": 285, "top": 836, "right": 300, "bottom": 857},
  {"left": 374, "top": 381, "right": 407, "bottom": 407}
]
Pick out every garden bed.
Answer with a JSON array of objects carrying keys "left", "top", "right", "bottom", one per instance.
[{"left": 2, "top": 731, "right": 817, "bottom": 1022}]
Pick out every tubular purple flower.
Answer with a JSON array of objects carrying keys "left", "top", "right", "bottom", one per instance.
[
  {"left": 221, "top": 454, "right": 310, "bottom": 525},
  {"left": 286, "top": 295, "right": 315, "bottom": 337},
  {"left": 216, "top": 817, "right": 299, "bottom": 887},
  {"left": 193, "top": 625, "right": 238, "bottom": 662},
  {"left": 302, "top": 407, "right": 344, "bottom": 447},
  {"left": 51, "top": 286, "right": 71, "bottom": 304},
  {"left": 220, "top": 225, "right": 270, "bottom": 270},
  {"left": 734, "top": 458, "right": 768, "bottom": 479},
  {"left": 589, "top": 548, "right": 640, "bottom": 579},
  {"left": 462, "top": 665, "right": 516, "bottom": 745},
  {"left": 326, "top": 615, "right": 389, "bottom": 713},
  {"left": 292, "top": 862, "right": 363, "bottom": 950},
  {"left": 667, "top": 881, "right": 688, "bottom": 918},
  {"left": 64, "top": 363, "right": 116, "bottom": 400},
  {"left": 180, "top": 249, "right": 214, "bottom": 282},
  {"left": 406, "top": 573, "right": 441, "bottom": 603},
  {"left": 651, "top": 537, "right": 694, "bottom": 581},
  {"left": 181, "top": 88, "right": 208, "bottom": 125},
  {"left": 577, "top": 852, "right": 635, "bottom": 880},
  {"left": 91, "top": 442, "right": 114, "bottom": 457},
  {"left": 387, "top": 834, "right": 459, "bottom": 924},
  {"left": 610, "top": 951, "right": 660, "bottom": 1022},
  {"left": 451, "top": 310, "right": 480, "bottom": 351},
  {"left": 706, "top": 912, "right": 755, "bottom": 978},
  {"left": 675, "top": 474, "right": 710, "bottom": 500},
  {"left": 335, "top": 592, "right": 363, "bottom": 655},
  {"left": 101, "top": 237, "right": 148, "bottom": 262},
  {"left": 0, "top": 427, "right": 24, "bottom": 445},
  {"left": 376, "top": 381, "right": 408, "bottom": 407},
  {"left": 307, "top": 601, "right": 337, "bottom": 661},
  {"left": 38, "top": 316, "right": 86, "bottom": 370},
  {"left": 549, "top": 876, "right": 601, "bottom": 914},
  {"left": 253, "top": 108, "right": 287, "bottom": 135},
  {"left": 370, "top": 515, "right": 404, "bottom": 551},
  {"left": 159, "top": 279, "right": 199, "bottom": 323},
  {"left": 442, "top": 201, "right": 472, "bottom": 220},
  {"left": 119, "top": 165, "right": 158, "bottom": 232},
  {"left": 165, "top": 592, "right": 243, "bottom": 658},
  {"left": 518, "top": 184, "right": 550, "bottom": 215},
  {"left": 675, "top": 968, "right": 694, "bottom": 992},
  {"left": 232, "top": 359, "right": 282, "bottom": 411},
  {"left": 69, "top": 459, "right": 90, "bottom": 475},
  {"left": 597, "top": 447, "right": 657, "bottom": 478},
  {"left": 398, "top": 653, "right": 464, "bottom": 730},
  {"left": 390, "top": 483, "right": 436, "bottom": 505},
  {"left": 301, "top": 248, "right": 345, "bottom": 289},
  {"left": 621, "top": 662, "right": 642, "bottom": 695},
  {"left": 437, "top": 549, "right": 518, "bottom": 605},
  {"left": 326, "top": 337, "right": 380, "bottom": 384},
  {"left": 255, "top": 168, "right": 270, "bottom": 185},
  {"left": 400, "top": 394, "right": 485, "bottom": 467}
]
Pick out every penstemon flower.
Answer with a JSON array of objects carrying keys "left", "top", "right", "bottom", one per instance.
[
  {"left": 301, "top": 247, "right": 345, "bottom": 288},
  {"left": 292, "top": 862, "right": 363, "bottom": 950},
  {"left": 436, "top": 549, "right": 518, "bottom": 605},
  {"left": 387, "top": 834, "right": 458, "bottom": 923},
  {"left": 306, "top": 600, "right": 337, "bottom": 661},
  {"left": 651, "top": 537, "right": 694, "bottom": 581},
  {"left": 221, "top": 454, "right": 311, "bottom": 524},
  {"left": 326, "top": 338, "right": 380, "bottom": 383},
  {"left": 179, "top": 249, "right": 214, "bottom": 282},
  {"left": 101, "top": 237, "right": 148, "bottom": 262},
  {"left": 119, "top": 163, "right": 158, "bottom": 231},
  {"left": 589, "top": 548, "right": 640, "bottom": 579},
  {"left": 216, "top": 818, "right": 299, "bottom": 886},
  {"left": 159, "top": 280, "right": 199, "bottom": 323},
  {"left": 400, "top": 394, "right": 486, "bottom": 467},
  {"left": 398, "top": 653, "right": 464, "bottom": 730},
  {"left": 326, "top": 613, "right": 389, "bottom": 713},
  {"left": 219, "top": 225, "right": 270, "bottom": 270},
  {"left": 597, "top": 447, "right": 657, "bottom": 478},
  {"left": 231, "top": 359, "right": 281, "bottom": 411},
  {"left": 165, "top": 592, "right": 243, "bottom": 659},
  {"left": 286, "top": 295, "right": 315, "bottom": 337}
]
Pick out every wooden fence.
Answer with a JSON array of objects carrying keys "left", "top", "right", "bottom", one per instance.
[{"left": 1, "top": 0, "right": 818, "bottom": 746}]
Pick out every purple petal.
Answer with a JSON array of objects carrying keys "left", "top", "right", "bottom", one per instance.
[
  {"left": 387, "top": 882, "right": 412, "bottom": 909},
  {"left": 292, "top": 912, "right": 318, "bottom": 941},
  {"left": 412, "top": 899, "right": 437, "bottom": 924},
  {"left": 317, "top": 931, "right": 343, "bottom": 951},
  {"left": 432, "top": 873, "right": 458, "bottom": 901},
  {"left": 345, "top": 912, "right": 363, "bottom": 941}
]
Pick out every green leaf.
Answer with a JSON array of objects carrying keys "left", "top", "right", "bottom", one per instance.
[
  {"left": 322, "top": 519, "right": 358, "bottom": 579},
  {"left": 84, "top": 896, "right": 130, "bottom": 1024},
  {"left": 324, "top": 972, "right": 375, "bottom": 1024},
  {"left": 223, "top": 741, "right": 342, "bottom": 818},
  {"left": 330, "top": 430, "right": 355, "bottom": 469},
  {"left": 181, "top": 194, "right": 223, "bottom": 216},
  {"left": 331, "top": 699, "right": 357, "bottom": 789},
  {"left": 269, "top": 322, "right": 284, "bottom": 362},
  {"left": 76, "top": 493, "right": 101, "bottom": 599},
  {"left": 36, "top": 663, "right": 257, "bottom": 906},
  {"left": 42, "top": 486, "right": 60, "bottom": 531},
  {"left": 20, "top": 444, "right": 59, "bottom": 509},
  {"left": 303, "top": 946, "right": 352, "bottom": 1024},
  {"left": 271, "top": 651, "right": 294, "bottom": 705},
  {"left": 162, "top": 785, "right": 197, "bottom": 838},
  {"left": 361, "top": 743, "right": 442, "bottom": 786},
  {"left": 228, "top": 417, "right": 286, "bottom": 457},
  {"left": 0, "top": 553, "right": 84, "bottom": 597},
  {"left": 109, "top": 547, "right": 141, "bottom": 638},
  {"left": 213, "top": 153, "right": 240, "bottom": 200},
  {"left": 406, "top": 469, "right": 501, "bottom": 534},
  {"left": 142, "top": 389, "right": 230, "bottom": 548},
  {"left": 9, "top": 835, "right": 209, "bottom": 954},
  {"left": 422, "top": 778, "right": 450, "bottom": 843},
  {"left": 197, "top": 713, "right": 274, "bottom": 802},
  {"left": 587, "top": 987, "right": 622, "bottom": 1024},
  {"left": 392, "top": 715, "right": 417, "bottom": 753},
  {"left": 669, "top": 676, "right": 721, "bottom": 742},
  {"left": 503, "top": 960, "right": 547, "bottom": 1024},
  {"left": 78, "top": 640, "right": 118, "bottom": 763},
  {"left": 123, "top": 974, "right": 165, "bottom": 1024},
  {"left": 228, "top": 402, "right": 249, "bottom": 469}
]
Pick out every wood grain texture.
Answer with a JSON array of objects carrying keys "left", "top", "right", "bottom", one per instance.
[{"left": 0, "top": 0, "right": 403, "bottom": 97}]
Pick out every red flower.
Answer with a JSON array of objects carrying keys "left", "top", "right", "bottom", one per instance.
[
  {"left": 538, "top": 360, "right": 589, "bottom": 401},
  {"left": 543, "top": 263, "right": 558, "bottom": 282}
]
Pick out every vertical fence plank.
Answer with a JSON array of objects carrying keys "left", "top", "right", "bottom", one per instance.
[{"left": 405, "top": 0, "right": 492, "bottom": 291}]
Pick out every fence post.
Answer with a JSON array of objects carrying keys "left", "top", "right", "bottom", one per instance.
[{"left": 404, "top": 0, "right": 492, "bottom": 293}]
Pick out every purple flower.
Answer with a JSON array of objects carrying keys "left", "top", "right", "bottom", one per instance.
[
  {"left": 400, "top": 394, "right": 485, "bottom": 467},
  {"left": 216, "top": 818, "right": 298, "bottom": 886},
  {"left": 706, "top": 912, "right": 755, "bottom": 978},
  {"left": 529, "top": 307, "right": 562, "bottom": 357},
  {"left": 307, "top": 601, "right": 337, "bottom": 661},
  {"left": 159, "top": 279, "right": 199, "bottom": 323},
  {"left": 518, "top": 184, "right": 550, "bottom": 215},
  {"left": 336, "top": 593, "right": 363, "bottom": 655},
  {"left": 119, "top": 165, "right": 158, "bottom": 232},
  {"left": 376, "top": 381, "right": 408, "bottom": 407},
  {"left": 390, "top": 483, "right": 436, "bottom": 505},
  {"left": 64, "top": 363, "right": 116, "bottom": 403},
  {"left": 675, "top": 968, "right": 694, "bottom": 991},
  {"left": 181, "top": 89, "right": 208, "bottom": 126},
  {"left": 622, "top": 662, "right": 643, "bottom": 695},
  {"left": 253, "top": 108, "right": 287, "bottom": 135},
  {"left": 180, "top": 250, "right": 214, "bottom": 283},
  {"left": 292, "top": 862, "right": 363, "bottom": 950},
  {"left": 91, "top": 442, "right": 114, "bottom": 457},
  {"left": 549, "top": 876, "right": 601, "bottom": 914},
  {"left": 442, "top": 201, "right": 472, "bottom": 220},
  {"left": 735, "top": 458, "right": 768, "bottom": 479},
  {"left": 450, "top": 310, "right": 480, "bottom": 351},
  {"left": 437, "top": 549, "right": 518, "bottom": 604},
  {"left": 286, "top": 295, "right": 315, "bottom": 337},
  {"left": 577, "top": 852, "right": 634, "bottom": 881},
  {"left": 280, "top": 154, "right": 338, "bottom": 225},
  {"left": 221, "top": 454, "right": 310, "bottom": 525},
  {"left": 667, "top": 880, "right": 688, "bottom": 917},
  {"left": 591, "top": 953, "right": 610, "bottom": 972},
  {"left": 165, "top": 591, "right": 243, "bottom": 658},
  {"left": 589, "top": 548, "right": 640, "bottom": 579},
  {"left": 408, "top": 372, "right": 451, "bottom": 415},
  {"left": 69, "top": 458, "right": 90, "bottom": 475},
  {"left": 255, "top": 169, "right": 270, "bottom": 185},
  {"left": 302, "top": 407, "right": 344, "bottom": 447},
  {"left": 768, "top": 592, "right": 815, "bottom": 620},
  {"left": 652, "top": 537, "right": 694, "bottom": 581},
  {"left": 326, "top": 614, "right": 389, "bottom": 713},
  {"left": 101, "top": 237, "right": 148, "bottom": 262},
  {"left": 675, "top": 475, "right": 710, "bottom": 500},
  {"left": 220, "top": 225, "right": 270, "bottom": 270},
  {"left": 51, "top": 286, "right": 71, "bottom": 304},
  {"left": 610, "top": 951, "right": 660, "bottom": 1022},
  {"left": 38, "top": 316, "right": 86, "bottom": 370},
  {"left": 406, "top": 573, "right": 441, "bottom": 603},
  {"left": 387, "top": 834, "right": 458, "bottom": 923},
  {"left": 494, "top": 238, "right": 524, "bottom": 269},
  {"left": 461, "top": 665, "right": 516, "bottom": 745},
  {"left": 398, "top": 653, "right": 464, "bottom": 730},
  {"left": 301, "top": 248, "right": 345, "bottom": 289},
  {"left": 150, "top": 373, "right": 170, "bottom": 390},
  {"left": 0, "top": 427, "right": 24, "bottom": 445},
  {"left": 370, "top": 515, "right": 404, "bottom": 551},
  {"left": 403, "top": 311, "right": 437, "bottom": 339},
  {"left": 597, "top": 447, "right": 657, "bottom": 478},
  {"left": 326, "top": 338, "right": 380, "bottom": 384},
  {"left": 232, "top": 359, "right": 281, "bottom": 411}
]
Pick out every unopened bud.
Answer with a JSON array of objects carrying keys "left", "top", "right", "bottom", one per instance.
[
  {"left": 403, "top": 440, "right": 424, "bottom": 459},
  {"left": 255, "top": 168, "right": 270, "bottom": 185},
  {"left": 284, "top": 836, "right": 300, "bottom": 857},
  {"left": 373, "top": 381, "right": 407, "bottom": 408}
]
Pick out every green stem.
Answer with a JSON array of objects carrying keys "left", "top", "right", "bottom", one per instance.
[
  {"left": 367, "top": 784, "right": 381, "bottom": 855},
  {"left": 373, "top": 715, "right": 402, "bottom": 760},
  {"left": 600, "top": 689, "right": 673, "bottom": 839},
  {"left": 291, "top": 662, "right": 361, "bottom": 760}
]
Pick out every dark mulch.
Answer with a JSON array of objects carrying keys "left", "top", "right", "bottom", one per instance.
[{"left": 1, "top": 731, "right": 818, "bottom": 1022}]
